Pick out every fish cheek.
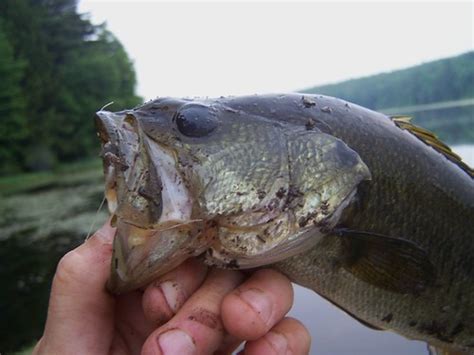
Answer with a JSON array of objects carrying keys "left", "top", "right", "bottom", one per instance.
[
  {"left": 332, "top": 140, "right": 361, "bottom": 169},
  {"left": 188, "top": 120, "right": 289, "bottom": 217},
  {"left": 287, "top": 131, "right": 371, "bottom": 228}
]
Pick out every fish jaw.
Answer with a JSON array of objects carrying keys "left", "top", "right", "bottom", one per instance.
[
  {"left": 95, "top": 110, "right": 194, "bottom": 228},
  {"left": 107, "top": 219, "right": 217, "bottom": 294},
  {"left": 95, "top": 110, "right": 207, "bottom": 293}
]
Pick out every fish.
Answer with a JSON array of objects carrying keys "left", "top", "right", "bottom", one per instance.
[{"left": 95, "top": 93, "right": 474, "bottom": 354}]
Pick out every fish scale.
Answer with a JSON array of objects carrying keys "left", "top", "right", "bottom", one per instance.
[
  {"left": 268, "top": 95, "right": 473, "bottom": 352},
  {"left": 96, "top": 93, "right": 473, "bottom": 354}
]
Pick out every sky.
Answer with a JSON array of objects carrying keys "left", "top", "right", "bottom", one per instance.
[{"left": 77, "top": 1, "right": 473, "bottom": 101}]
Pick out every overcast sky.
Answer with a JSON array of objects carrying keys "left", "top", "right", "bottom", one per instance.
[{"left": 77, "top": 1, "right": 473, "bottom": 100}]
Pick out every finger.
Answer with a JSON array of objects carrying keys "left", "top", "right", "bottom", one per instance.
[
  {"left": 113, "top": 290, "right": 157, "bottom": 354},
  {"left": 142, "top": 258, "right": 208, "bottom": 325},
  {"left": 221, "top": 269, "right": 293, "bottom": 340},
  {"left": 141, "top": 269, "right": 244, "bottom": 355},
  {"left": 35, "top": 220, "right": 116, "bottom": 354},
  {"left": 214, "top": 333, "right": 244, "bottom": 355},
  {"left": 244, "top": 317, "right": 311, "bottom": 355}
]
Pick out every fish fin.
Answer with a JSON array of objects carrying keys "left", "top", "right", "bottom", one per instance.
[
  {"left": 336, "top": 229, "right": 436, "bottom": 294},
  {"left": 391, "top": 115, "right": 473, "bottom": 178}
]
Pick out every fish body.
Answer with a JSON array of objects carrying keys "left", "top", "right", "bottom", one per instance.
[{"left": 95, "top": 94, "right": 473, "bottom": 353}]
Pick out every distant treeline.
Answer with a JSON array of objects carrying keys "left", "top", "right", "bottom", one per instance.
[
  {"left": 0, "top": 0, "right": 141, "bottom": 175},
  {"left": 303, "top": 52, "right": 474, "bottom": 143},
  {"left": 304, "top": 52, "right": 474, "bottom": 109}
]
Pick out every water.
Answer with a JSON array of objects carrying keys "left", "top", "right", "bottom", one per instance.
[{"left": 288, "top": 145, "right": 474, "bottom": 355}]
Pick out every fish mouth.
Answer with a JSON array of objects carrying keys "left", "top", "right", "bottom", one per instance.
[
  {"left": 95, "top": 110, "right": 193, "bottom": 227},
  {"left": 95, "top": 111, "right": 122, "bottom": 215},
  {"left": 95, "top": 111, "right": 210, "bottom": 294}
]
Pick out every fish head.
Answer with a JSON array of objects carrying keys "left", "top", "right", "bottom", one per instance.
[{"left": 95, "top": 96, "right": 371, "bottom": 293}]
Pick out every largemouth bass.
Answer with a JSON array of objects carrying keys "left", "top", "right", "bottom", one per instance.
[{"left": 95, "top": 94, "right": 473, "bottom": 353}]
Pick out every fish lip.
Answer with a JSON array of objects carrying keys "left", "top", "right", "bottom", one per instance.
[
  {"left": 95, "top": 111, "right": 111, "bottom": 143},
  {"left": 96, "top": 110, "right": 145, "bottom": 217},
  {"left": 96, "top": 109, "right": 201, "bottom": 293},
  {"left": 96, "top": 111, "right": 121, "bottom": 214},
  {"left": 95, "top": 110, "right": 123, "bottom": 144}
]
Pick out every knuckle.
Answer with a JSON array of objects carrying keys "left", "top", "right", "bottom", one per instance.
[
  {"left": 187, "top": 307, "right": 223, "bottom": 331},
  {"left": 54, "top": 250, "right": 84, "bottom": 285},
  {"left": 252, "top": 269, "right": 294, "bottom": 299},
  {"left": 282, "top": 317, "right": 312, "bottom": 352},
  {"left": 221, "top": 293, "right": 268, "bottom": 340},
  {"left": 286, "top": 316, "right": 309, "bottom": 332},
  {"left": 142, "top": 284, "right": 176, "bottom": 325}
]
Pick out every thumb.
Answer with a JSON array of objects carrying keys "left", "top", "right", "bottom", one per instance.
[{"left": 36, "top": 220, "right": 116, "bottom": 355}]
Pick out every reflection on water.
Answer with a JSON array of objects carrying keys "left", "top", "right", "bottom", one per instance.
[{"left": 0, "top": 146, "right": 472, "bottom": 353}]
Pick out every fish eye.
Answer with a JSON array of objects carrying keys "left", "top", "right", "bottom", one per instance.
[{"left": 174, "top": 104, "right": 218, "bottom": 137}]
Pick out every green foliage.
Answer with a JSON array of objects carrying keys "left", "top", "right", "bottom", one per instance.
[
  {"left": 303, "top": 52, "right": 474, "bottom": 143},
  {"left": 0, "top": 20, "right": 27, "bottom": 175},
  {"left": 0, "top": 0, "right": 141, "bottom": 174},
  {"left": 304, "top": 52, "right": 474, "bottom": 109}
]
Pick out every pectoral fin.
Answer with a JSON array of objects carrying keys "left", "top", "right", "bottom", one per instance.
[{"left": 336, "top": 229, "right": 436, "bottom": 294}]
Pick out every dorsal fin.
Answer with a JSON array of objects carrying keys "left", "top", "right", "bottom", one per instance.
[{"left": 391, "top": 115, "right": 473, "bottom": 178}]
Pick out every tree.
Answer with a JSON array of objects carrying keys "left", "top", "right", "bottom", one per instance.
[
  {"left": 0, "top": 0, "right": 141, "bottom": 173},
  {"left": 0, "top": 21, "right": 27, "bottom": 174}
]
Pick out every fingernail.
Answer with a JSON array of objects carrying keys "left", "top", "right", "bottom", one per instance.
[
  {"left": 158, "top": 329, "right": 196, "bottom": 355},
  {"left": 239, "top": 288, "right": 272, "bottom": 324},
  {"left": 159, "top": 281, "right": 183, "bottom": 313},
  {"left": 265, "top": 331, "right": 288, "bottom": 353}
]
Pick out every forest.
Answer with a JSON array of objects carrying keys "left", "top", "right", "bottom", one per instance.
[
  {"left": 0, "top": 0, "right": 141, "bottom": 175},
  {"left": 304, "top": 51, "right": 473, "bottom": 109},
  {"left": 304, "top": 52, "right": 474, "bottom": 143}
]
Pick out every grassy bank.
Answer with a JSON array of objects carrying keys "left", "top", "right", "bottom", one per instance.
[
  {"left": 0, "top": 159, "right": 109, "bottom": 353},
  {"left": 0, "top": 159, "right": 103, "bottom": 196}
]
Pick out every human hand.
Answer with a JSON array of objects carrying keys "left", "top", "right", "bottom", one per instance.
[{"left": 33, "top": 220, "right": 311, "bottom": 354}]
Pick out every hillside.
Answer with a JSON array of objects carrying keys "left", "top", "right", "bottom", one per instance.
[{"left": 303, "top": 52, "right": 474, "bottom": 143}]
